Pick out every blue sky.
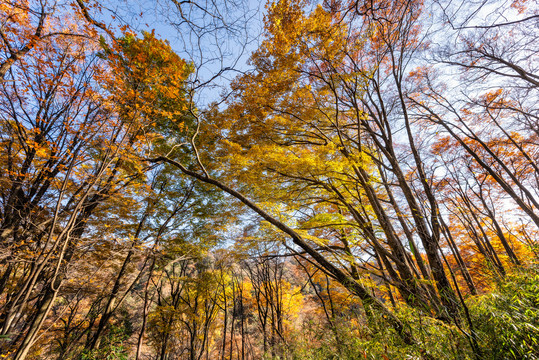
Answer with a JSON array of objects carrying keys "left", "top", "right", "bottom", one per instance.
[{"left": 98, "top": 0, "right": 266, "bottom": 106}]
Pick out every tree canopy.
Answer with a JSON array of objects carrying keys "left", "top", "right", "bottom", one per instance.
[{"left": 0, "top": 0, "right": 538, "bottom": 359}]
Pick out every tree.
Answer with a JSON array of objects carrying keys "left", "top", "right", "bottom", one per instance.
[{"left": 0, "top": 19, "right": 193, "bottom": 357}]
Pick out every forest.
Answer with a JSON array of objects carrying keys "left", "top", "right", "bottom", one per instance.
[{"left": 0, "top": 0, "right": 538, "bottom": 359}]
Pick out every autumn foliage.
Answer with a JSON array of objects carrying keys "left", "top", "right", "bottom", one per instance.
[{"left": 0, "top": 0, "right": 538, "bottom": 359}]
